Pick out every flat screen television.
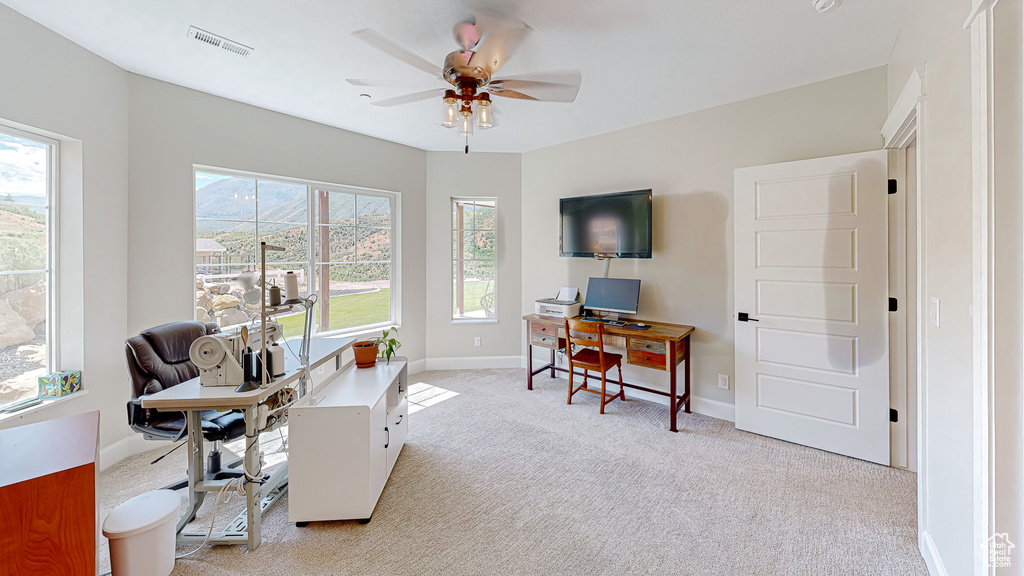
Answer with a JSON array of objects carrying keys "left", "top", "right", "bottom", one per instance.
[{"left": 560, "top": 190, "right": 652, "bottom": 258}]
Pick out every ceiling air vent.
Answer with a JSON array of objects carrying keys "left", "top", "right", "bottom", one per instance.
[{"left": 187, "top": 26, "right": 253, "bottom": 58}]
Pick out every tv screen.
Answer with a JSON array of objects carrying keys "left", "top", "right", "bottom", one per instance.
[{"left": 560, "top": 190, "right": 652, "bottom": 258}]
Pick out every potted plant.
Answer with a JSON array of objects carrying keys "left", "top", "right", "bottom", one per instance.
[{"left": 352, "top": 327, "right": 402, "bottom": 369}]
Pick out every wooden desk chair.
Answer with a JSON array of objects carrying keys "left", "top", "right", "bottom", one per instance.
[{"left": 564, "top": 318, "right": 626, "bottom": 413}]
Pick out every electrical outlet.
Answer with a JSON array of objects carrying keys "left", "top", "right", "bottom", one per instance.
[
  {"left": 474, "top": 336, "right": 481, "bottom": 347},
  {"left": 718, "top": 374, "right": 729, "bottom": 390},
  {"left": 317, "top": 365, "right": 325, "bottom": 375},
  {"left": 929, "top": 297, "right": 940, "bottom": 327}
]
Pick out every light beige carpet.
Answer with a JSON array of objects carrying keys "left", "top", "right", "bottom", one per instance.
[{"left": 99, "top": 369, "right": 927, "bottom": 575}]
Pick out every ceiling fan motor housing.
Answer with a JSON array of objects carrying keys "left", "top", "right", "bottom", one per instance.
[{"left": 443, "top": 51, "right": 491, "bottom": 87}]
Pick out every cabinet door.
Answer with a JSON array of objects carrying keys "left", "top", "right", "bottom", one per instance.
[
  {"left": 387, "top": 397, "right": 408, "bottom": 476},
  {"left": 369, "top": 397, "right": 388, "bottom": 507}
]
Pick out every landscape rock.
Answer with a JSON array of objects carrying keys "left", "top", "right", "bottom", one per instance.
[
  {"left": 196, "top": 307, "right": 212, "bottom": 323},
  {"left": 215, "top": 284, "right": 232, "bottom": 295},
  {"left": 196, "top": 291, "right": 213, "bottom": 311},
  {"left": 0, "top": 299, "right": 36, "bottom": 349},
  {"left": 4, "top": 285, "right": 45, "bottom": 329},
  {"left": 212, "top": 294, "right": 240, "bottom": 312},
  {"left": 196, "top": 277, "right": 205, "bottom": 291},
  {"left": 215, "top": 308, "right": 248, "bottom": 327}
]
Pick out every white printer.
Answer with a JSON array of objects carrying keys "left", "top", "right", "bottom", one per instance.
[{"left": 535, "top": 287, "right": 582, "bottom": 318}]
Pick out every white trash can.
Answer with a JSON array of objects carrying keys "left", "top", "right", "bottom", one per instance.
[{"left": 102, "top": 489, "right": 180, "bottom": 576}]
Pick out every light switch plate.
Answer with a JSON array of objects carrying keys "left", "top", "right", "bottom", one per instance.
[{"left": 929, "top": 297, "right": 940, "bottom": 327}]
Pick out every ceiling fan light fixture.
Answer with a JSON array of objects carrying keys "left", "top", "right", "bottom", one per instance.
[
  {"left": 442, "top": 90, "right": 459, "bottom": 128},
  {"left": 459, "top": 111, "right": 475, "bottom": 136},
  {"left": 475, "top": 96, "right": 492, "bottom": 129}
]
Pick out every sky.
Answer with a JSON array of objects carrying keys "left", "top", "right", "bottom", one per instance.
[
  {"left": 195, "top": 171, "right": 232, "bottom": 191},
  {"left": 0, "top": 133, "right": 47, "bottom": 200}
]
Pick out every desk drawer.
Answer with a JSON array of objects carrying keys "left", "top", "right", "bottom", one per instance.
[
  {"left": 628, "top": 338, "right": 666, "bottom": 355},
  {"left": 531, "top": 323, "right": 562, "bottom": 337},
  {"left": 530, "top": 333, "right": 565, "bottom": 349},
  {"left": 628, "top": 349, "right": 667, "bottom": 370}
]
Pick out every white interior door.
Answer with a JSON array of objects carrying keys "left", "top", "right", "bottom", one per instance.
[{"left": 734, "top": 150, "right": 890, "bottom": 465}]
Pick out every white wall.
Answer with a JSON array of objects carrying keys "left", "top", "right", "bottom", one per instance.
[
  {"left": 424, "top": 152, "right": 522, "bottom": 362},
  {"left": 886, "top": 0, "right": 974, "bottom": 573},
  {"left": 0, "top": 5, "right": 131, "bottom": 450},
  {"left": 520, "top": 67, "right": 887, "bottom": 414},
  {"left": 127, "top": 75, "right": 428, "bottom": 363}
]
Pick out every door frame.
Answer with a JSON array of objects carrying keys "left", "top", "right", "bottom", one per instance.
[
  {"left": 966, "top": 2, "right": 1024, "bottom": 573},
  {"left": 881, "top": 65, "right": 928, "bottom": 556}
]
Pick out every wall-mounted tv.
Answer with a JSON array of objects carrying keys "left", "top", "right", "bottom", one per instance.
[{"left": 560, "top": 189, "right": 652, "bottom": 258}]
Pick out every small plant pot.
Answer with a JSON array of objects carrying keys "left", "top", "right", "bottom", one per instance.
[{"left": 353, "top": 341, "right": 379, "bottom": 369}]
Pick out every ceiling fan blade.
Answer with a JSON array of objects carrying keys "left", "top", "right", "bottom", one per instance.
[
  {"left": 352, "top": 28, "right": 439, "bottom": 77},
  {"left": 467, "top": 17, "right": 532, "bottom": 77},
  {"left": 371, "top": 89, "right": 444, "bottom": 108},
  {"left": 486, "top": 88, "right": 538, "bottom": 101},
  {"left": 489, "top": 71, "right": 582, "bottom": 102}
]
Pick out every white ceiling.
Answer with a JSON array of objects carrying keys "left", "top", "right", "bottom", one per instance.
[{"left": 2, "top": 0, "right": 908, "bottom": 153}]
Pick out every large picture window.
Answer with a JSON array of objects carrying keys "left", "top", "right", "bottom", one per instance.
[
  {"left": 194, "top": 169, "right": 397, "bottom": 337},
  {"left": 0, "top": 125, "right": 57, "bottom": 410},
  {"left": 452, "top": 198, "right": 496, "bottom": 320}
]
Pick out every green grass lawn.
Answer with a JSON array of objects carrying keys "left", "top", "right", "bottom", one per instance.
[
  {"left": 278, "top": 288, "right": 391, "bottom": 337},
  {"left": 276, "top": 280, "right": 492, "bottom": 337},
  {"left": 455, "top": 281, "right": 492, "bottom": 315}
]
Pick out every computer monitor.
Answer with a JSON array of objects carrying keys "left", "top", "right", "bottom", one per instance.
[{"left": 584, "top": 277, "right": 641, "bottom": 315}]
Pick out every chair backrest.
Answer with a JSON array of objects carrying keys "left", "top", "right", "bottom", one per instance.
[
  {"left": 125, "top": 321, "right": 220, "bottom": 400},
  {"left": 564, "top": 318, "right": 607, "bottom": 364}
]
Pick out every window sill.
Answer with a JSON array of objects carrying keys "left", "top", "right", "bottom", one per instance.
[
  {"left": 0, "top": 390, "right": 90, "bottom": 427},
  {"left": 312, "top": 323, "right": 403, "bottom": 341},
  {"left": 451, "top": 318, "right": 499, "bottom": 324}
]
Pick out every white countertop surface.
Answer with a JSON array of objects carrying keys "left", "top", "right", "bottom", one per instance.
[{"left": 142, "top": 336, "right": 355, "bottom": 411}]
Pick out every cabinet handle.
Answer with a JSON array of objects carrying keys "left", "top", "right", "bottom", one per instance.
[
  {"left": 396, "top": 414, "right": 403, "bottom": 426},
  {"left": 384, "top": 426, "right": 389, "bottom": 449}
]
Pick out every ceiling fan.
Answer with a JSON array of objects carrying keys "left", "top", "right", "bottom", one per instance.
[{"left": 347, "top": 15, "right": 582, "bottom": 153}]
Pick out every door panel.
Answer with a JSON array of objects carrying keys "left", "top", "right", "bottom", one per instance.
[{"left": 735, "top": 150, "right": 889, "bottom": 465}]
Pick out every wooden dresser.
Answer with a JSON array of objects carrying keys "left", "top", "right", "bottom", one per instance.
[{"left": 0, "top": 411, "right": 99, "bottom": 575}]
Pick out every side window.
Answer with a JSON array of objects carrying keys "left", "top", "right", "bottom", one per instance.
[
  {"left": 452, "top": 198, "right": 496, "bottom": 320},
  {"left": 0, "top": 125, "right": 57, "bottom": 410}
]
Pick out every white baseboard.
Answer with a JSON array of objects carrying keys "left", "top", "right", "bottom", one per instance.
[
  {"left": 99, "top": 435, "right": 172, "bottom": 471},
  {"left": 425, "top": 356, "right": 523, "bottom": 371},
  {"left": 690, "top": 396, "right": 736, "bottom": 422},
  {"left": 920, "top": 530, "right": 949, "bottom": 576},
  {"left": 408, "top": 358, "right": 427, "bottom": 375}
]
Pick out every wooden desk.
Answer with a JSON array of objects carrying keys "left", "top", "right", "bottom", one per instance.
[
  {"left": 0, "top": 411, "right": 99, "bottom": 575},
  {"left": 523, "top": 314, "right": 695, "bottom": 432},
  {"left": 142, "top": 335, "right": 354, "bottom": 550}
]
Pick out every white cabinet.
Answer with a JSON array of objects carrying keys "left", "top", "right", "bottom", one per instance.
[{"left": 288, "top": 358, "right": 408, "bottom": 525}]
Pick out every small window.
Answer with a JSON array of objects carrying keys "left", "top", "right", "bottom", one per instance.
[
  {"left": 452, "top": 198, "right": 496, "bottom": 320},
  {"left": 0, "top": 125, "right": 57, "bottom": 410}
]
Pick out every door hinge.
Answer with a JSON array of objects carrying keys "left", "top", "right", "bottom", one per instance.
[
  {"left": 888, "top": 179, "right": 897, "bottom": 195},
  {"left": 890, "top": 408, "right": 899, "bottom": 423},
  {"left": 889, "top": 298, "right": 898, "bottom": 312}
]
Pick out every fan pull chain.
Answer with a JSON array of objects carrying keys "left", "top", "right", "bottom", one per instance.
[{"left": 465, "top": 131, "right": 470, "bottom": 154}]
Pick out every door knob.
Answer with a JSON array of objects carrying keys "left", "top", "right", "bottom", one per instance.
[{"left": 737, "top": 312, "right": 759, "bottom": 322}]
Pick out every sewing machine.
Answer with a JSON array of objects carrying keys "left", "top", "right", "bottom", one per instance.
[{"left": 188, "top": 322, "right": 282, "bottom": 387}]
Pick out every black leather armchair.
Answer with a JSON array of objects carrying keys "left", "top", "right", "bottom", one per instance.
[{"left": 125, "top": 321, "right": 246, "bottom": 490}]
